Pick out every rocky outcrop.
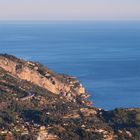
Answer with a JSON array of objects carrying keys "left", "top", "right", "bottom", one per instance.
[
  {"left": 0, "top": 54, "right": 87, "bottom": 103},
  {"left": 37, "top": 126, "right": 59, "bottom": 140}
]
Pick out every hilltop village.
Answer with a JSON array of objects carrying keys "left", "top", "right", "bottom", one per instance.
[{"left": 0, "top": 54, "right": 140, "bottom": 140}]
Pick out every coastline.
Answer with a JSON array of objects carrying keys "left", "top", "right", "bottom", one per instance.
[{"left": 0, "top": 54, "right": 140, "bottom": 140}]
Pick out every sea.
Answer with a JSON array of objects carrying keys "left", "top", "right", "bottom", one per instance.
[{"left": 0, "top": 21, "right": 140, "bottom": 110}]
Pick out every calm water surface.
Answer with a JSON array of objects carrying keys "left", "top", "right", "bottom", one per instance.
[{"left": 0, "top": 21, "right": 140, "bottom": 110}]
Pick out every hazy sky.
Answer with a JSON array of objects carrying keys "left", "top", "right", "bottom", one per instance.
[{"left": 0, "top": 0, "right": 140, "bottom": 20}]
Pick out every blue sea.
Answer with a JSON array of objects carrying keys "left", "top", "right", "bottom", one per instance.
[{"left": 0, "top": 21, "right": 140, "bottom": 110}]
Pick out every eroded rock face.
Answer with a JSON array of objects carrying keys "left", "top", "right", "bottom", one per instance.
[
  {"left": 0, "top": 54, "right": 85, "bottom": 97},
  {"left": 0, "top": 56, "right": 17, "bottom": 75},
  {"left": 17, "top": 67, "right": 59, "bottom": 94},
  {"left": 37, "top": 126, "right": 59, "bottom": 140}
]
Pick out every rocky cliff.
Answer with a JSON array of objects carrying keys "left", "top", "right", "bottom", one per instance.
[
  {"left": 0, "top": 54, "right": 89, "bottom": 105},
  {"left": 0, "top": 54, "right": 85, "bottom": 95},
  {"left": 0, "top": 54, "right": 140, "bottom": 140}
]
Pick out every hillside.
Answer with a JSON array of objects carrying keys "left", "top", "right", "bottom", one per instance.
[{"left": 0, "top": 54, "right": 140, "bottom": 140}]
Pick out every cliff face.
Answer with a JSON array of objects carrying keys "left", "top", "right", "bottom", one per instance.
[
  {"left": 0, "top": 54, "right": 86, "bottom": 102},
  {"left": 0, "top": 54, "right": 140, "bottom": 140}
]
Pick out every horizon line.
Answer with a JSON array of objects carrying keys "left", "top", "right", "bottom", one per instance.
[{"left": 0, "top": 19, "right": 140, "bottom": 22}]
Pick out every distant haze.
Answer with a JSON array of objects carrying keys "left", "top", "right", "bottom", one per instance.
[{"left": 0, "top": 0, "right": 140, "bottom": 20}]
